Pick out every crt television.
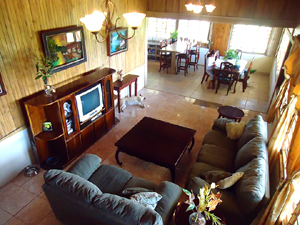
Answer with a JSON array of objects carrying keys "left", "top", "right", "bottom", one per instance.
[{"left": 75, "top": 83, "right": 104, "bottom": 123}]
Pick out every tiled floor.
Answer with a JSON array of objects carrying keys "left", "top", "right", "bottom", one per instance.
[
  {"left": 0, "top": 87, "right": 267, "bottom": 225},
  {"left": 147, "top": 61, "right": 270, "bottom": 113}
]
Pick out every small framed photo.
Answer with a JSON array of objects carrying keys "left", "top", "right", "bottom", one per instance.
[
  {"left": 107, "top": 27, "right": 128, "bottom": 57},
  {"left": 42, "top": 122, "right": 53, "bottom": 132}
]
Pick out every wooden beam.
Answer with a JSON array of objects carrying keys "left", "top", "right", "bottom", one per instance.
[{"left": 146, "top": 11, "right": 298, "bottom": 28}]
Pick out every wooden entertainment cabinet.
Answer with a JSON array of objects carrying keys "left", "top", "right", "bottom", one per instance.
[{"left": 25, "top": 68, "right": 116, "bottom": 169}]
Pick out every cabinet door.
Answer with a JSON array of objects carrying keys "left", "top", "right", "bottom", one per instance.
[
  {"left": 81, "top": 124, "right": 95, "bottom": 150},
  {"left": 94, "top": 115, "right": 106, "bottom": 140},
  {"left": 67, "top": 134, "right": 83, "bottom": 161},
  {"left": 103, "top": 75, "right": 114, "bottom": 112},
  {"left": 106, "top": 108, "right": 115, "bottom": 131}
]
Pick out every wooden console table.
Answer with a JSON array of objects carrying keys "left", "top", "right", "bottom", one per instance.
[{"left": 113, "top": 74, "right": 139, "bottom": 113}]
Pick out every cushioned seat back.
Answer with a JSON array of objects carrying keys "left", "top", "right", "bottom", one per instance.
[
  {"left": 235, "top": 158, "right": 267, "bottom": 215},
  {"left": 69, "top": 154, "right": 102, "bottom": 179},
  {"left": 88, "top": 165, "right": 132, "bottom": 195},
  {"left": 237, "top": 115, "right": 267, "bottom": 150},
  {"left": 235, "top": 137, "right": 268, "bottom": 170}
]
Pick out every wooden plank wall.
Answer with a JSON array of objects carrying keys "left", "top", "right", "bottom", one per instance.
[
  {"left": 147, "top": 0, "right": 299, "bottom": 23},
  {"left": 0, "top": 0, "right": 146, "bottom": 139}
]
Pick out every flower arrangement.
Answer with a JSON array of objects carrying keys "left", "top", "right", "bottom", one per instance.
[
  {"left": 35, "top": 55, "right": 57, "bottom": 86},
  {"left": 223, "top": 49, "right": 239, "bottom": 61},
  {"left": 183, "top": 183, "right": 222, "bottom": 225}
]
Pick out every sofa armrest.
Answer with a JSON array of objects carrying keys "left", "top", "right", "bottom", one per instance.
[
  {"left": 212, "top": 118, "right": 235, "bottom": 132},
  {"left": 92, "top": 193, "right": 163, "bottom": 225},
  {"left": 68, "top": 154, "right": 102, "bottom": 180},
  {"left": 155, "top": 181, "right": 182, "bottom": 225}
]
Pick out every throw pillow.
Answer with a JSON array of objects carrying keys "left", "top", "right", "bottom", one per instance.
[
  {"left": 217, "top": 172, "right": 244, "bottom": 189},
  {"left": 129, "top": 192, "right": 162, "bottom": 210},
  {"left": 122, "top": 187, "right": 151, "bottom": 197},
  {"left": 226, "top": 122, "right": 246, "bottom": 140},
  {"left": 201, "top": 171, "right": 232, "bottom": 184}
]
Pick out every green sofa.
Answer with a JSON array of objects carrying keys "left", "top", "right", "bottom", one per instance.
[
  {"left": 43, "top": 154, "right": 182, "bottom": 225},
  {"left": 186, "top": 115, "right": 269, "bottom": 224}
]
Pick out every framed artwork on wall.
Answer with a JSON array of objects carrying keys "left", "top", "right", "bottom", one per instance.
[
  {"left": 107, "top": 28, "right": 128, "bottom": 57},
  {"left": 0, "top": 73, "right": 7, "bottom": 96},
  {"left": 41, "top": 26, "right": 87, "bottom": 73}
]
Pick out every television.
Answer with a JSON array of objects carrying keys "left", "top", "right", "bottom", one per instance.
[{"left": 75, "top": 83, "right": 104, "bottom": 123}]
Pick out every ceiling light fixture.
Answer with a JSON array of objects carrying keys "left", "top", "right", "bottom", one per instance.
[
  {"left": 80, "top": 0, "right": 146, "bottom": 43},
  {"left": 185, "top": 0, "right": 216, "bottom": 13}
]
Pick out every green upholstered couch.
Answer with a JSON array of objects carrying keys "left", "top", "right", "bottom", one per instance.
[
  {"left": 43, "top": 154, "right": 182, "bottom": 225},
  {"left": 186, "top": 115, "right": 270, "bottom": 224}
]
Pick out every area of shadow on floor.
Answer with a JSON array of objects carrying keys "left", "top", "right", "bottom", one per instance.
[{"left": 193, "top": 99, "right": 222, "bottom": 109}]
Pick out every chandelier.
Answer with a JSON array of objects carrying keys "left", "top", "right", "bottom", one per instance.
[
  {"left": 80, "top": 0, "right": 146, "bottom": 43},
  {"left": 185, "top": 0, "right": 216, "bottom": 13}
]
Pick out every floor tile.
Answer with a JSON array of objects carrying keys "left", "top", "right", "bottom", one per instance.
[
  {"left": 4, "top": 217, "right": 26, "bottom": 225},
  {"left": 22, "top": 172, "right": 45, "bottom": 195},
  {"left": 0, "top": 188, "right": 36, "bottom": 215},
  {"left": 0, "top": 208, "right": 12, "bottom": 225},
  {"left": 38, "top": 212, "right": 64, "bottom": 225},
  {"left": 15, "top": 197, "right": 51, "bottom": 225},
  {"left": 0, "top": 182, "right": 20, "bottom": 202}
]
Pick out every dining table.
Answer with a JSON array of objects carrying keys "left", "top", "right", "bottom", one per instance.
[{"left": 160, "top": 41, "right": 196, "bottom": 74}]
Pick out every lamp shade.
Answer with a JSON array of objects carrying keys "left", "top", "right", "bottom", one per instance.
[
  {"left": 205, "top": 4, "right": 216, "bottom": 12},
  {"left": 80, "top": 11, "right": 105, "bottom": 32},
  {"left": 185, "top": 3, "right": 195, "bottom": 11},
  {"left": 193, "top": 5, "right": 203, "bottom": 13},
  {"left": 123, "top": 12, "right": 146, "bottom": 29}
]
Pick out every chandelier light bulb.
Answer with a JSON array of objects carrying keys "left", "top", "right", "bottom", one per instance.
[
  {"left": 193, "top": 5, "right": 203, "bottom": 13},
  {"left": 80, "top": 11, "right": 105, "bottom": 32},
  {"left": 185, "top": 3, "right": 195, "bottom": 11},
  {"left": 205, "top": 4, "right": 216, "bottom": 12},
  {"left": 123, "top": 12, "right": 146, "bottom": 29}
]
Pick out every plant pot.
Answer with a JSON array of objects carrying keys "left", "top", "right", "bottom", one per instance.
[
  {"left": 189, "top": 212, "right": 206, "bottom": 225},
  {"left": 172, "top": 38, "right": 177, "bottom": 43}
]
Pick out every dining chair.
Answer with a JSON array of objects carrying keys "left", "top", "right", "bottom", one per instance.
[
  {"left": 188, "top": 44, "right": 201, "bottom": 71},
  {"left": 159, "top": 39, "right": 171, "bottom": 73},
  {"left": 176, "top": 44, "right": 191, "bottom": 76},
  {"left": 235, "top": 49, "right": 242, "bottom": 59},
  {"left": 215, "top": 62, "right": 235, "bottom": 95},
  {"left": 234, "top": 56, "right": 255, "bottom": 92},
  {"left": 201, "top": 51, "right": 219, "bottom": 88}
]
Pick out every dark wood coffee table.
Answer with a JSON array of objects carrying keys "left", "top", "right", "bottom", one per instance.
[
  {"left": 217, "top": 105, "right": 245, "bottom": 122},
  {"left": 115, "top": 117, "right": 196, "bottom": 182}
]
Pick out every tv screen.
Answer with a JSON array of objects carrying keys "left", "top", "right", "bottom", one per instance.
[
  {"left": 75, "top": 83, "right": 103, "bottom": 123},
  {"left": 81, "top": 88, "right": 100, "bottom": 115}
]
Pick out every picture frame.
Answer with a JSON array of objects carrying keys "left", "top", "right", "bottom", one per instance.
[
  {"left": 0, "top": 73, "right": 7, "bottom": 96},
  {"left": 107, "top": 28, "right": 128, "bottom": 57},
  {"left": 42, "top": 122, "right": 53, "bottom": 132},
  {"left": 41, "top": 26, "right": 87, "bottom": 73}
]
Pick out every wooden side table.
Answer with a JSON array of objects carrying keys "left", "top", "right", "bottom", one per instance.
[
  {"left": 113, "top": 74, "right": 139, "bottom": 113},
  {"left": 217, "top": 105, "right": 245, "bottom": 122}
]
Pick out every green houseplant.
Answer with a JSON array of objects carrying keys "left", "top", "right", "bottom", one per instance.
[
  {"left": 223, "top": 49, "right": 239, "bottom": 61},
  {"left": 170, "top": 30, "right": 178, "bottom": 43}
]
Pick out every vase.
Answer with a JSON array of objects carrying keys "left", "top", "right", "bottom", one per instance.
[
  {"left": 44, "top": 85, "right": 55, "bottom": 97},
  {"left": 189, "top": 212, "right": 206, "bottom": 225}
]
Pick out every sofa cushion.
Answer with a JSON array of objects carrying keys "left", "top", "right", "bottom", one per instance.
[
  {"left": 202, "top": 170, "right": 232, "bottom": 183},
  {"left": 88, "top": 165, "right": 132, "bottom": 195},
  {"left": 235, "top": 158, "right": 266, "bottom": 214},
  {"left": 130, "top": 192, "right": 162, "bottom": 210},
  {"left": 217, "top": 172, "right": 244, "bottom": 189},
  {"left": 123, "top": 177, "right": 157, "bottom": 192},
  {"left": 235, "top": 137, "right": 268, "bottom": 170},
  {"left": 92, "top": 193, "right": 163, "bottom": 225},
  {"left": 122, "top": 187, "right": 152, "bottom": 197},
  {"left": 69, "top": 154, "right": 102, "bottom": 180},
  {"left": 187, "top": 162, "right": 224, "bottom": 186},
  {"left": 237, "top": 115, "right": 267, "bottom": 150},
  {"left": 203, "top": 130, "right": 237, "bottom": 151},
  {"left": 212, "top": 118, "right": 235, "bottom": 132},
  {"left": 197, "top": 144, "right": 236, "bottom": 172},
  {"left": 44, "top": 169, "right": 102, "bottom": 203},
  {"left": 226, "top": 122, "right": 246, "bottom": 140}
]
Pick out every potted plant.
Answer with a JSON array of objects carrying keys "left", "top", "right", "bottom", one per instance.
[
  {"left": 223, "top": 49, "right": 239, "bottom": 61},
  {"left": 35, "top": 55, "right": 57, "bottom": 96},
  {"left": 170, "top": 30, "right": 178, "bottom": 43}
]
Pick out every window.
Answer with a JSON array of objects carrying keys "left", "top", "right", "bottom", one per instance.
[
  {"left": 147, "top": 18, "right": 176, "bottom": 41},
  {"left": 178, "top": 20, "right": 210, "bottom": 43},
  {"left": 229, "top": 24, "right": 272, "bottom": 54}
]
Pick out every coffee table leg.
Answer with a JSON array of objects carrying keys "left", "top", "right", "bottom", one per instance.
[
  {"left": 170, "top": 166, "right": 176, "bottom": 182},
  {"left": 115, "top": 149, "right": 122, "bottom": 166},
  {"left": 188, "top": 137, "right": 195, "bottom": 152}
]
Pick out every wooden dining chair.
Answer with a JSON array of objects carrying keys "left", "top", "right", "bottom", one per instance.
[
  {"left": 176, "top": 44, "right": 191, "bottom": 76},
  {"left": 188, "top": 44, "right": 201, "bottom": 71},
  {"left": 234, "top": 56, "right": 255, "bottom": 92},
  {"left": 235, "top": 49, "right": 242, "bottom": 59},
  {"left": 159, "top": 39, "right": 171, "bottom": 73},
  {"left": 201, "top": 51, "right": 219, "bottom": 88},
  {"left": 215, "top": 62, "right": 235, "bottom": 95}
]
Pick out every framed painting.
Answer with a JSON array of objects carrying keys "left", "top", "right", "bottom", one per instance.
[
  {"left": 41, "top": 26, "right": 87, "bottom": 73},
  {"left": 0, "top": 73, "right": 7, "bottom": 96},
  {"left": 107, "top": 28, "right": 128, "bottom": 57}
]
